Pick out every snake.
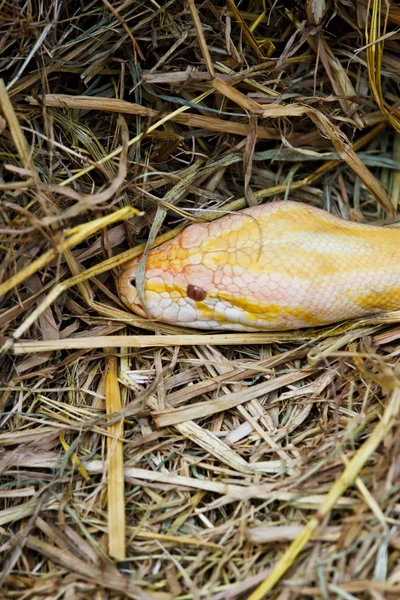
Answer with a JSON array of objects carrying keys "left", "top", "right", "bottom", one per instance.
[{"left": 117, "top": 201, "right": 400, "bottom": 332}]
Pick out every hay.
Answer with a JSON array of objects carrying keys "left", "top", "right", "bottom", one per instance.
[{"left": 1, "top": 1, "right": 400, "bottom": 598}]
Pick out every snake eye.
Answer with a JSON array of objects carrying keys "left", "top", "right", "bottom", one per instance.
[
  {"left": 128, "top": 277, "right": 136, "bottom": 288},
  {"left": 187, "top": 284, "right": 206, "bottom": 301}
]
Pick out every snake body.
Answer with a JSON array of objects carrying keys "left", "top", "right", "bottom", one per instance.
[{"left": 117, "top": 201, "right": 400, "bottom": 331}]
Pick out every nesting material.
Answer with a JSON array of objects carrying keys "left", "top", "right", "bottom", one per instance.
[{"left": 2, "top": 1, "right": 400, "bottom": 599}]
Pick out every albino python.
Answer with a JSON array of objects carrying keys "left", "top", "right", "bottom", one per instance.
[{"left": 117, "top": 201, "right": 400, "bottom": 331}]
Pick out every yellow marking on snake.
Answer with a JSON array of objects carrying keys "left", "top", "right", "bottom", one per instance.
[{"left": 117, "top": 201, "right": 400, "bottom": 331}]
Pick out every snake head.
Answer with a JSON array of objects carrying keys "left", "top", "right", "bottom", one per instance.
[
  {"left": 116, "top": 208, "right": 283, "bottom": 330},
  {"left": 116, "top": 226, "right": 218, "bottom": 327},
  {"left": 116, "top": 206, "right": 291, "bottom": 330},
  {"left": 117, "top": 244, "right": 218, "bottom": 327}
]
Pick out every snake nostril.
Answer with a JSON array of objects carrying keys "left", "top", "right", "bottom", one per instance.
[{"left": 126, "top": 277, "right": 145, "bottom": 311}]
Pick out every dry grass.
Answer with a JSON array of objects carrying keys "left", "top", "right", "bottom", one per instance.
[{"left": 2, "top": 1, "right": 400, "bottom": 599}]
